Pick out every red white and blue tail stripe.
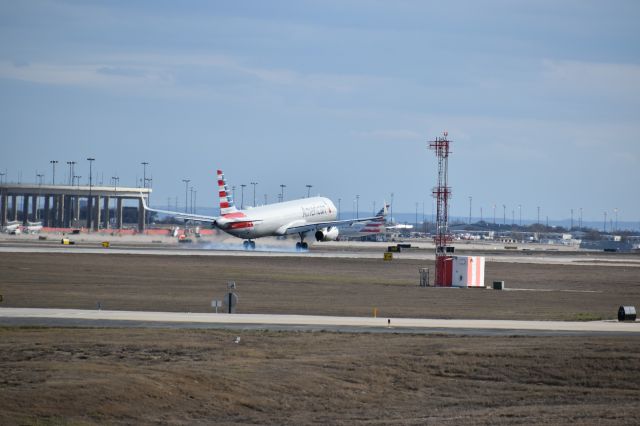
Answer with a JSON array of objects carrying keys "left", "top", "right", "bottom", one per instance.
[
  {"left": 217, "top": 170, "right": 238, "bottom": 215},
  {"left": 360, "top": 204, "right": 388, "bottom": 233}
]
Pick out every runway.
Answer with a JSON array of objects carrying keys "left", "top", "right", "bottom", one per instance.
[
  {"left": 1, "top": 242, "right": 639, "bottom": 267},
  {"left": 1, "top": 307, "right": 638, "bottom": 336}
]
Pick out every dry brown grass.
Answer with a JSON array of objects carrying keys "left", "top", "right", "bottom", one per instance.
[
  {"left": 0, "top": 327, "right": 639, "bottom": 425},
  {"left": 1, "top": 252, "right": 639, "bottom": 320}
]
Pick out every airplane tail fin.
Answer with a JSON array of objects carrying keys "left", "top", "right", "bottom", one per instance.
[
  {"left": 374, "top": 201, "right": 388, "bottom": 220},
  {"left": 217, "top": 170, "right": 238, "bottom": 215}
]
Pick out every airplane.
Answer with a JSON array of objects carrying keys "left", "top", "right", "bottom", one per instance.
[
  {"left": 141, "top": 170, "right": 384, "bottom": 250},
  {"left": 2, "top": 220, "right": 20, "bottom": 234},
  {"left": 338, "top": 204, "right": 388, "bottom": 240},
  {"left": 25, "top": 221, "right": 43, "bottom": 233}
]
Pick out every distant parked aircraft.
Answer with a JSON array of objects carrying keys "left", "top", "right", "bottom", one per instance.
[
  {"left": 2, "top": 221, "right": 20, "bottom": 233},
  {"left": 25, "top": 221, "right": 42, "bottom": 233},
  {"left": 141, "top": 170, "right": 383, "bottom": 250},
  {"left": 338, "top": 204, "right": 388, "bottom": 239}
]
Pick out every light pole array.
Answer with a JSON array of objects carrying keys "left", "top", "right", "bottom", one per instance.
[
  {"left": 306, "top": 184, "right": 313, "bottom": 198},
  {"left": 280, "top": 184, "right": 286, "bottom": 202}
]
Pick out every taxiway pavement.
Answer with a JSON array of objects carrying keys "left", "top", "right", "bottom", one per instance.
[
  {"left": 1, "top": 307, "right": 638, "bottom": 336},
  {"left": 1, "top": 244, "right": 638, "bottom": 267}
]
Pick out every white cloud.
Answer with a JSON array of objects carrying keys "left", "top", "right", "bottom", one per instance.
[
  {"left": 542, "top": 59, "right": 640, "bottom": 101},
  {"left": 0, "top": 52, "right": 389, "bottom": 98},
  {"left": 354, "top": 129, "right": 424, "bottom": 141}
]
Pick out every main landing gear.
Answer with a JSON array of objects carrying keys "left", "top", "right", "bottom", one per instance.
[
  {"left": 243, "top": 240, "right": 256, "bottom": 250},
  {"left": 296, "top": 233, "right": 308, "bottom": 251}
]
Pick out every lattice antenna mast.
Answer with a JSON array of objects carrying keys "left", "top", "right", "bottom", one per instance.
[{"left": 429, "top": 131, "right": 452, "bottom": 251}]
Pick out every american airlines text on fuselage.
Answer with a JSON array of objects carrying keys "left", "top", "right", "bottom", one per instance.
[{"left": 301, "top": 203, "right": 330, "bottom": 218}]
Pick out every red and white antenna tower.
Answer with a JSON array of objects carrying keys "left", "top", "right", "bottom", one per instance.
[{"left": 429, "top": 131, "right": 453, "bottom": 286}]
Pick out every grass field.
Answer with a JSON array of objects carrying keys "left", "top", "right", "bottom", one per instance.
[
  {"left": 1, "top": 327, "right": 639, "bottom": 425},
  {"left": 1, "top": 250, "right": 639, "bottom": 424}
]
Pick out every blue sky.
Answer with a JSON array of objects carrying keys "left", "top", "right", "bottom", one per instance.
[{"left": 0, "top": 0, "right": 638, "bottom": 224}]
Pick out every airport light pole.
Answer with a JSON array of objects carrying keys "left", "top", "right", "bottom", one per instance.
[
  {"left": 67, "top": 161, "right": 75, "bottom": 185},
  {"left": 112, "top": 176, "right": 119, "bottom": 191},
  {"left": 141, "top": 162, "right": 149, "bottom": 188},
  {"left": 306, "top": 184, "right": 312, "bottom": 198},
  {"left": 415, "top": 202, "right": 419, "bottom": 228},
  {"left": 240, "top": 184, "right": 246, "bottom": 209},
  {"left": 579, "top": 207, "right": 583, "bottom": 229},
  {"left": 423, "top": 201, "right": 426, "bottom": 232},
  {"left": 251, "top": 182, "right": 258, "bottom": 206},
  {"left": 182, "top": 179, "right": 190, "bottom": 213},
  {"left": 280, "top": 184, "right": 286, "bottom": 202},
  {"left": 189, "top": 186, "right": 194, "bottom": 214},
  {"left": 390, "top": 193, "right": 394, "bottom": 224},
  {"left": 36, "top": 173, "right": 44, "bottom": 220},
  {"left": 571, "top": 209, "right": 574, "bottom": 230},
  {"left": 603, "top": 211, "right": 607, "bottom": 232},
  {"left": 614, "top": 208, "right": 618, "bottom": 232},
  {"left": 74, "top": 175, "right": 81, "bottom": 187},
  {"left": 86, "top": 158, "right": 95, "bottom": 230},
  {"left": 468, "top": 196, "right": 472, "bottom": 224},
  {"left": 493, "top": 204, "right": 496, "bottom": 225},
  {"left": 141, "top": 163, "right": 149, "bottom": 224},
  {"left": 194, "top": 190, "right": 197, "bottom": 215},
  {"left": 145, "top": 177, "right": 152, "bottom": 225},
  {"left": 518, "top": 204, "right": 522, "bottom": 226},
  {"left": 49, "top": 160, "right": 58, "bottom": 185},
  {"left": 141, "top": 163, "right": 150, "bottom": 226},
  {"left": 356, "top": 195, "right": 360, "bottom": 219},
  {"left": 0, "top": 172, "right": 5, "bottom": 185},
  {"left": 502, "top": 204, "right": 506, "bottom": 225}
]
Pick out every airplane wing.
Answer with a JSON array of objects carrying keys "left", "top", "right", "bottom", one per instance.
[
  {"left": 139, "top": 194, "right": 218, "bottom": 223},
  {"left": 283, "top": 215, "right": 384, "bottom": 235}
]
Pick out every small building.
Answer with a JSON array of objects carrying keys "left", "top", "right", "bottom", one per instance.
[{"left": 452, "top": 256, "right": 485, "bottom": 288}]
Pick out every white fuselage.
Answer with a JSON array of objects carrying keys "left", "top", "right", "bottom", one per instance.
[{"left": 218, "top": 196, "right": 337, "bottom": 239}]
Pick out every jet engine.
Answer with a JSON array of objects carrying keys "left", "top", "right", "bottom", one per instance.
[{"left": 315, "top": 226, "right": 339, "bottom": 242}]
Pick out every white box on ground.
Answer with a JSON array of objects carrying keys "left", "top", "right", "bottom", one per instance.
[{"left": 452, "top": 256, "right": 485, "bottom": 288}]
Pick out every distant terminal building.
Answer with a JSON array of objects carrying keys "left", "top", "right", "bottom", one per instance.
[{"left": 0, "top": 183, "right": 151, "bottom": 231}]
